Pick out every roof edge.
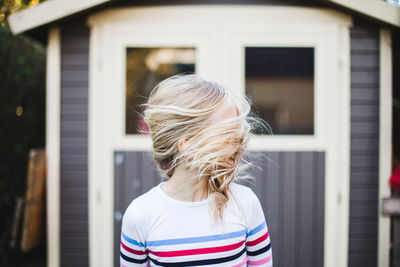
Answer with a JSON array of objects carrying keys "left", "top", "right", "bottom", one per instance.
[
  {"left": 7, "top": 0, "right": 400, "bottom": 35},
  {"left": 7, "top": 0, "right": 112, "bottom": 35},
  {"left": 322, "top": 0, "right": 400, "bottom": 27}
]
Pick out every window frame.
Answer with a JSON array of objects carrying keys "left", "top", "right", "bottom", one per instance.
[
  {"left": 96, "top": 22, "right": 220, "bottom": 151},
  {"left": 219, "top": 24, "right": 333, "bottom": 151}
]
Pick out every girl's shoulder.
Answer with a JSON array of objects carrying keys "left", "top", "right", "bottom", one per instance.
[
  {"left": 229, "top": 182, "right": 258, "bottom": 201},
  {"left": 123, "top": 184, "right": 160, "bottom": 220}
]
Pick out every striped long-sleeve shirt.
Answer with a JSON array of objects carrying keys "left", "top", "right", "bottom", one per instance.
[{"left": 120, "top": 182, "right": 273, "bottom": 267}]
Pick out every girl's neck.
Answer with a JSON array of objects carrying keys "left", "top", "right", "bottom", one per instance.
[{"left": 161, "top": 163, "right": 209, "bottom": 202}]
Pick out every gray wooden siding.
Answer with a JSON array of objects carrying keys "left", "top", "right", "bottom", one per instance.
[
  {"left": 114, "top": 151, "right": 325, "bottom": 267},
  {"left": 60, "top": 19, "right": 89, "bottom": 267},
  {"left": 348, "top": 19, "right": 380, "bottom": 267}
]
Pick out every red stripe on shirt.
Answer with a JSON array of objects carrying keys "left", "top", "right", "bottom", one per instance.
[
  {"left": 246, "top": 231, "right": 269, "bottom": 247},
  {"left": 149, "top": 240, "right": 245, "bottom": 257},
  {"left": 121, "top": 241, "right": 147, "bottom": 255}
]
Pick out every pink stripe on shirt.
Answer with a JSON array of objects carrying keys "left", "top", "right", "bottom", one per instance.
[
  {"left": 149, "top": 240, "right": 245, "bottom": 257},
  {"left": 247, "top": 254, "right": 272, "bottom": 266},
  {"left": 232, "top": 256, "right": 248, "bottom": 267}
]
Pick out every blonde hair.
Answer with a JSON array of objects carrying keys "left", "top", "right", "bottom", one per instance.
[{"left": 140, "top": 73, "right": 269, "bottom": 225}]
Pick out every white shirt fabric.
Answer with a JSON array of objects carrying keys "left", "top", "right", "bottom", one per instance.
[{"left": 120, "top": 181, "right": 273, "bottom": 267}]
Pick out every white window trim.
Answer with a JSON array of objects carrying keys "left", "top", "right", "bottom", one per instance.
[
  {"left": 378, "top": 28, "right": 392, "bottom": 267},
  {"left": 46, "top": 26, "right": 60, "bottom": 267},
  {"left": 221, "top": 26, "right": 331, "bottom": 151},
  {"left": 87, "top": 6, "right": 352, "bottom": 267}
]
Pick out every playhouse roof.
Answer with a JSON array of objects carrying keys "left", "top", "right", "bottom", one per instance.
[{"left": 7, "top": 0, "right": 400, "bottom": 38}]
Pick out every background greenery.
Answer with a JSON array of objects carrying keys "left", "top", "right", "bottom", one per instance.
[{"left": 0, "top": 0, "right": 46, "bottom": 266}]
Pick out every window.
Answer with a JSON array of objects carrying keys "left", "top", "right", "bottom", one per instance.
[
  {"left": 125, "top": 47, "right": 196, "bottom": 135},
  {"left": 245, "top": 47, "right": 314, "bottom": 135}
]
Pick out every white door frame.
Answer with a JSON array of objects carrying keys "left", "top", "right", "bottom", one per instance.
[
  {"left": 378, "top": 28, "right": 392, "bottom": 267},
  {"left": 87, "top": 6, "right": 352, "bottom": 267},
  {"left": 46, "top": 26, "right": 61, "bottom": 267}
]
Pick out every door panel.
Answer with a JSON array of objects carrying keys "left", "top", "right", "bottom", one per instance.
[{"left": 114, "top": 151, "right": 325, "bottom": 267}]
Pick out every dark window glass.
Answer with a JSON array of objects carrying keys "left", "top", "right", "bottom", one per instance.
[
  {"left": 245, "top": 47, "right": 314, "bottom": 135},
  {"left": 125, "top": 47, "right": 195, "bottom": 135}
]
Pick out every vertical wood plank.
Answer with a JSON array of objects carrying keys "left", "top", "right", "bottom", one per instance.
[
  {"left": 349, "top": 18, "right": 380, "bottom": 267},
  {"left": 265, "top": 152, "right": 280, "bottom": 264},
  {"left": 281, "top": 152, "right": 296, "bottom": 267},
  {"left": 60, "top": 19, "right": 89, "bottom": 267},
  {"left": 113, "top": 151, "right": 125, "bottom": 267},
  {"left": 315, "top": 152, "right": 325, "bottom": 267},
  {"left": 298, "top": 152, "right": 314, "bottom": 267}
]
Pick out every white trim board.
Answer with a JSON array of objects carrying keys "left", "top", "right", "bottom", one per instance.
[
  {"left": 7, "top": 0, "right": 400, "bottom": 36},
  {"left": 378, "top": 28, "right": 392, "bottom": 267},
  {"left": 87, "top": 5, "right": 352, "bottom": 267},
  {"left": 323, "top": 0, "right": 400, "bottom": 27},
  {"left": 45, "top": 26, "right": 61, "bottom": 267},
  {"left": 8, "top": 0, "right": 112, "bottom": 35}
]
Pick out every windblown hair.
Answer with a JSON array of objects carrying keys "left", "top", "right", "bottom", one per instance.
[{"left": 140, "top": 73, "right": 269, "bottom": 225}]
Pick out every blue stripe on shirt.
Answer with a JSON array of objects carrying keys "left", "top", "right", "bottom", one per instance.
[
  {"left": 246, "top": 221, "right": 267, "bottom": 237},
  {"left": 146, "top": 229, "right": 247, "bottom": 246},
  {"left": 121, "top": 232, "right": 146, "bottom": 247}
]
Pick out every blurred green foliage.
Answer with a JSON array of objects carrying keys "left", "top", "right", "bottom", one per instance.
[
  {"left": 0, "top": 22, "right": 45, "bottom": 223},
  {"left": 0, "top": 0, "right": 46, "bottom": 265}
]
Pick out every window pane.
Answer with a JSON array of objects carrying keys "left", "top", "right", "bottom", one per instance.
[
  {"left": 245, "top": 47, "right": 314, "bottom": 135},
  {"left": 126, "top": 47, "right": 195, "bottom": 135}
]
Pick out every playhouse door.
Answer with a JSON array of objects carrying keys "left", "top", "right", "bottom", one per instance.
[{"left": 87, "top": 6, "right": 351, "bottom": 267}]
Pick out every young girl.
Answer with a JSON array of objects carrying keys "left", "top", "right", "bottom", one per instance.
[{"left": 120, "top": 74, "right": 273, "bottom": 267}]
